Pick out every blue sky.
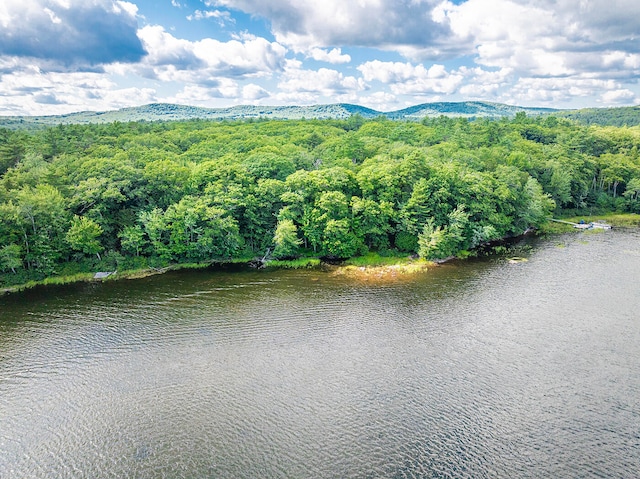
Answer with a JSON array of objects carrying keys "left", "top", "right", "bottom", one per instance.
[{"left": 1, "top": 0, "right": 639, "bottom": 115}]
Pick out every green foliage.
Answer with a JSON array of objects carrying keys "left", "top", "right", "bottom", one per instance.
[
  {"left": 553, "top": 106, "right": 640, "bottom": 127},
  {"left": 394, "top": 231, "right": 418, "bottom": 253},
  {"left": 272, "top": 219, "right": 302, "bottom": 259},
  {"left": 66, "top": 215, "right": 103, "bottom": 259},
  {"left": 418, "top": 205, "right": 470, "bottom": 260},
  {"left": 0, "top": 243, "right": 22, "bottom": 273},
  {"left": 119, "top": 225, "right": 145, "bottom": 256},
  {"left": 321, "top": 218, "right": 364, "bottom": 259},
  {"left": 1, "top": 114, "right": 639, "bottom": 287}
]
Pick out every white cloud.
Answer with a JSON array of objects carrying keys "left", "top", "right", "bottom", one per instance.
[
  {"left": 308, "top": 48, "right": 351, "bottom": 65},
  {"left": 134, "top": 25, "right": 287, "bottom": 81},
  {"left": 43, "top": 7, "right": 62, "bottom": 24},
  {"left": 281, "top": 67, "right": 364, "bottom": 94},
  {"left": 438, "top": 0, "right": 640, "bottom": 77},
  {"left": 600, "top": 89, "right": 637, "bottom": 106},
  {"left": 276, "top": 64, "right": 366, "bottom": 104},
  {"left": 242, "top": 83, "right": 270, "bottom": 101},
  {"left": 357, "top": 91, "right": 398, "bottom": 112},
  {"left": 458, "top": 67, "right": 512, "bottom": 98},
  {"left": 186, "top": 9, "right": 233, "bottom": 25},
  {"left": 113, "top": 1, "right": 138, "bottom": 18},
  {"left": 358, "top": 60, "right": 463, "bottom": 95},
  {"left": 0, "top": 65, "right": 157, "bottom": 115},
  {"left": 503, "top": 77, "right": 625, "bottom": 105},
  {"left": 137, "top": 25, "right": 200, "bottom": 70},
  {"left": 168, "top": 82, "right": 240, "bottom": 106}
]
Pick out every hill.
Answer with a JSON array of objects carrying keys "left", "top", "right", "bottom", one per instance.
[
  {"left": 0, "top": 103, "right": 382, "bottom": 130},
  {"left": 1, "top": 100, "right": 639, "bottom": 130},
  {"left": 387, "top": 101, "right": 557, "bottom": 120},
  {"left": 0, "top": 101, "right": 558, "bottom": 130}
]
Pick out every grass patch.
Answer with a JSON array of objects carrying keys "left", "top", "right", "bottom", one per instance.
[
  {"left": 1, "top": 272, "right": 97, "bottom": 295},
  {"left": 334, "top": 253, "right": 434, "bottom": 283},
  {"left": 539, "top": 222, "right": 575, "bottom": 234},
  {"left": 0, "top": 259, "right": 245, "bottom": 296},
  {"left": 265, "top": 258, "right": 321, "bottom": 269},
  {"left": 41, "top": 273, "right": 95, "bottom": 285},
  {"left": 343, "top": 252, "right": 414, "bottom": 267},
  {"left": 333, "top": 261, "right": 433, "bottom": 282}
]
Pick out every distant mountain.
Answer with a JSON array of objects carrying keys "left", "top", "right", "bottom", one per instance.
[
  {"left": 388, "top": 101, "right": 557, "bottom": 120},
  {"left": 0, "top": 103, "right": 383, "bottom": 130},
  {"left": 1, "top": 101, "right": 638, "bottom": 130}
]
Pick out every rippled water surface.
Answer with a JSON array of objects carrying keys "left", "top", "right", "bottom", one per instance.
[{"left": 1, "top": 231, "right": 640, "bottom": 478}]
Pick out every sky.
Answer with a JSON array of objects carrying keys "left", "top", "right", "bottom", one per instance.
[{"left": 1, "top": 0, "right": 639, "bottom": 116}]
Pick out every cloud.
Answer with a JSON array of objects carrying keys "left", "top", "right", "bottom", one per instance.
[
  {"left": 0, "top": 66, "right": 157, "bottom": 115},
  {"left": 0, "top": 0, "right": 146, "bottom": 69},
  {"left": 438, "top": 0, "right": 640, "bottom": 76},
  {"left": 308, "top": 48, "right": 351, "bottom": 65},
  {"left": 168, "top": 82, "right": 240, "bottom": 105},
  {"left": 502, "top": 77, "right": 626, "bottom": 105},
  {"left": 600, "top": 89, "right": 637, "bottom": 106},
  {"left": 186, "top": 9, "right": 234, "bottom": 26},
  {"left": 275, "top": 62, "right": 366, "bottom": 104},
  {"left": 242, "top": 84, "right": 270, "bottom": 101},
  {"left": 358, "top": 60, "right": 463, "bottom": 95},
  {"left": 457, "top": 67, "right": 513, "bottom": 98},
  {"left": 34, "top": 92, "right": 64, "bottom": 105},
  {"left": 134, "top": 26, "right": 287, "bottom": 81},
  {"left": 208, "top": 0, "right": 465, "bottom": 59},
  {"left": 357, "top": 91, "right": 398, "bottom": 112}
]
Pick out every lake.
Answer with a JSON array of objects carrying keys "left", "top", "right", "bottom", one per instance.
[{"left": 1, "top": 230, "right": 639, "bottom": 478}]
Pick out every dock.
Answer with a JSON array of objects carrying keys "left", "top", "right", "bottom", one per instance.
[{"left": 549, "top": 219, "right": 612, "bottom": 230}]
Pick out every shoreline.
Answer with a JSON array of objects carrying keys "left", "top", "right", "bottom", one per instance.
[{"left": 3, "top": 213, "right": 639, "bottom": 297}]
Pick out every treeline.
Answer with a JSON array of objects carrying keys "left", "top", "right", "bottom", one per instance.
[
  {"left": 554, "top": 106, "right": 640, "bottom": 127},
  {"left": 2, "top": 114, "right": 640, "bottom": 285}
]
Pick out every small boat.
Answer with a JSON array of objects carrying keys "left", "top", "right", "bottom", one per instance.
[{"left": 94, "top": 271, "right": 116, "bottom": 279}]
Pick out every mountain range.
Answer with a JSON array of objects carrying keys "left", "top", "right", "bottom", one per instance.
[{"left": 1, "top": 101, "right": 639, "bottom": 130}]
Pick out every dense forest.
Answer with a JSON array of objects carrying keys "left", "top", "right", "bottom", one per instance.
[
  {"left": 2, "top": 113, "right": 640, "bottom": 287},
  {"left": 554, "top": 106, "right": 640, "bottom": 127}
]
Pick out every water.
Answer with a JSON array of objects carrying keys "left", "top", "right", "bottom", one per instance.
[{"left": 1, "top": 231, "right": 639, "bottom": 478}]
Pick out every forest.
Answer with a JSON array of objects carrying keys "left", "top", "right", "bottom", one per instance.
[{"left": 2, "top": 113, "right": 640, "bottom": 287}]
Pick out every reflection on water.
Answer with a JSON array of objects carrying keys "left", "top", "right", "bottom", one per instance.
[{"left": 1, "top": 231, "right": 640, "bottom": 478}]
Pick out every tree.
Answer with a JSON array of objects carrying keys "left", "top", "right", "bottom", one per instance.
[
  {"left": 417, "top": 205, "right": 469, "bottom": 260},
  {"left": 272, "top": 219, "right": 302, "bottom": 259},
  {"left": 623, "top": 177, "right": 640, "bottom": 200},
  {"left": 321, "top": 218, "right": 362, "bottom": 259},
  {"left": 418, "top": 219, "right": 448, "bottom": 260},
  {"left": 0, "top": 244, "right": 22, "bottom": 273},
  {"left": 0, "top": 129, "right": 26, "bottom": 175},
  {"left": 65, "top": 215, "right": 104, "bottom": 260},
  {"left": 161, "top": 196, "right": 242, "bottom": 261},
  {"left": 518, "top": 178, "right": 556, "bottom": 229},
  {"left": 119, "top": 225, "right": 146, "bottom": 256},
  {"left": 12, "top": 184, "right": 68, "bottom": 271},
  {"left": 351, "top": 197, "right": 394, "bottom": 249}
]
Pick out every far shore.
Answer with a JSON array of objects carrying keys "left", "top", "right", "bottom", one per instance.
[{"left": 2, "top": 213, "right": 639, "bottom": 297}]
